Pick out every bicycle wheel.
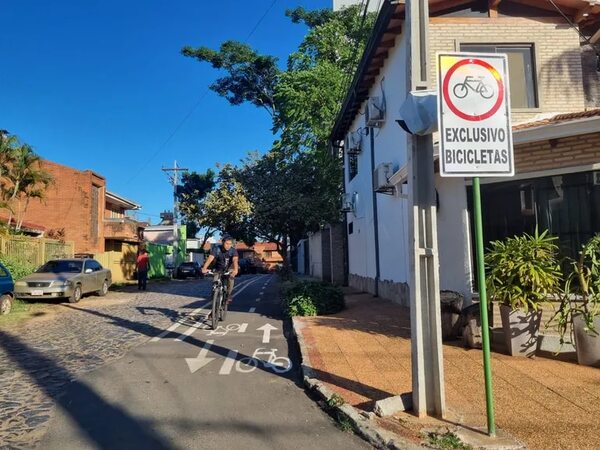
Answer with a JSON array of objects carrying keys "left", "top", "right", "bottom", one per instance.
[
  {"left": 211, "top": 288, "right": 220, "bottom": 330},
  {"left": 480, "top": 83, "right": 494, "bottom": 99},
  {"left": 453, "top": 83, "right": 468, "bottom": 99}
]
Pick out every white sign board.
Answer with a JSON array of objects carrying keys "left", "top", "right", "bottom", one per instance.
[{"left": 437, "top": 53, "right": 513, "bottom": 177}]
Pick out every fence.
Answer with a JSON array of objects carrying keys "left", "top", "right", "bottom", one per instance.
[
  {"left": 94, "top": 242, "right": 172, "bottom": 283},
  {"left": 0, "top": 235, "right": 75, "bottom": 267}
]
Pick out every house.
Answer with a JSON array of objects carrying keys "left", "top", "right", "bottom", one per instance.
[
  {"left": 330, "top": 0, "right": 600, "bottom": 305},
  {"left": 11, "top": 160, "right": 146, "bottom": 255},
  {"left": 207, "top": 241, "right": 284, "bottom": 271}
]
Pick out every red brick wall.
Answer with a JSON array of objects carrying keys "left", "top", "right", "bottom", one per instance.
[
  {"left": 23, "top": 161, "right": 106, "bottom": 254},
  {"left": 515, "top": 132, "right": 600, "bottom": 173}
]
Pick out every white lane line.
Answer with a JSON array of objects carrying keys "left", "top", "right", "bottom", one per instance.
[
  {"left": 238, "top": 323, "right": 248, "bottom": 333},
  {"left": 249, "top": 307, "right": 256, "bottom": 313},
  {"left": 175, "top": 319, "right": 205, "bottom": 342},
  {"left": 219, "top": 350, "right": 238, "bottom": 375},
  {"left": 150, "top": 302, "right": 208, "bottom": 342}
]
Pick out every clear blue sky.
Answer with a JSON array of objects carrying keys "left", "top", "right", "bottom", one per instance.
[{"left": 0, "top": 0, "right": 330, "bottom": 227}]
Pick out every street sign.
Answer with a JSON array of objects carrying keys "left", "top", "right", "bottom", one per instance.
[{"left": 437, "top": 53, "right": 513, "bottom": 177}]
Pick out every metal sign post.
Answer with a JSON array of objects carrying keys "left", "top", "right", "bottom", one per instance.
[{"left": 437, "top": 52, "right": 514, "bottom": 437}]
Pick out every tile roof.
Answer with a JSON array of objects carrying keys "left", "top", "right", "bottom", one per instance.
[{"left": 512, "top": 108, "right": 600, "bottom": 131}]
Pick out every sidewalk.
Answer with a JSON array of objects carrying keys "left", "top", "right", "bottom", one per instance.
[{"left": 294, "top": 289, "right": 600, "bottom": 450}]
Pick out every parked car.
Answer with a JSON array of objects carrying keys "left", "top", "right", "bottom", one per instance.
[
  {"left": 0, "top": 262, "right": 15, "bottom": 315},
  {"left": 14, "top": 259, "right": 112, "bottom": 303},
  {"left": 176, "top": 261, "right": 201, "bottom": 279}
]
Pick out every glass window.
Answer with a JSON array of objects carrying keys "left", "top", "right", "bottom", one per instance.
[
  {"left": 348, "top": 153, "right": 358, "bottom": 180},
  {"left": 38, "top": 260, "right": 83, "bottom": 274},
  {"left": 461, "top": 44, "right": 538, "bottom": 108},
  {"left": 0, "top": 266, "right": 7, "bottom": 277}
]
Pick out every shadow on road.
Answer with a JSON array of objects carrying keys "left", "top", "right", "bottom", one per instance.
[{"left": 0, "top": 330, "right": 173, "bottom": 450}]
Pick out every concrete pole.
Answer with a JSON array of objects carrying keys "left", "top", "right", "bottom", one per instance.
[{"left": 406, "top": 0, "right": 446, "bottom": 418}]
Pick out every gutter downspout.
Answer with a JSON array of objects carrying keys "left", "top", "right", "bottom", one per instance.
[{"left": 370, "top": 128, "right": 381, "bottom": 296}]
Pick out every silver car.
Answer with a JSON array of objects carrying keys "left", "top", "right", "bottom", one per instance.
[{"left": 14, "top": 259, "right": 112, "bottom": 303}]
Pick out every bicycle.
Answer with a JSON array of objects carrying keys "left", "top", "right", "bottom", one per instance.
[
  {"left": 206, "top": 270, "right": 231, "bottom": 330},
  {"left": 453, "top": 75, "right": 494, "bottom": 99}
]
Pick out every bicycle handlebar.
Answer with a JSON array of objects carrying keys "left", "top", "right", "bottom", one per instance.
[{"left": 205, "top": 270, "right": 232, "bottom": 276}]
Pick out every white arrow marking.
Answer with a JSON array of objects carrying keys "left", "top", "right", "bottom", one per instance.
[
  {"left": 219, "top": 350, "right": 238, "bottom": 375},
  {"left": 185, "top": 340, "right": 215, "bottom": 373},
  {"left": 257, "top": 324, "right": 278, "bottom": 344},
  {"left": 249, "top": 307, "right": 256, "bottom": 313}
]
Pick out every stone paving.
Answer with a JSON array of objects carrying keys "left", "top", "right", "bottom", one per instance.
[{"left": 0, "top": 276, "right": 234, "bottom": 449}]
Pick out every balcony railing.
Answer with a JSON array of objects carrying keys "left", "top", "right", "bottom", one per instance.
[{"left": 104, "top": 217, "right": 144, "bottom": 242}]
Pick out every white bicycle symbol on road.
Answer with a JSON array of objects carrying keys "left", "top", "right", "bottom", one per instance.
[{"left": 236, "top": 348, "right": 292, "bottom": 374}]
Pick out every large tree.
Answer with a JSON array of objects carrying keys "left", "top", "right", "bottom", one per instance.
[{"left": 182, "top": 6, "right": 376, "bottom": 260}]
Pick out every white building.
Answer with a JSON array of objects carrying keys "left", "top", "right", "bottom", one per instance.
[{"left": 331, "top": 0, "right": 600, "bottom": 306}]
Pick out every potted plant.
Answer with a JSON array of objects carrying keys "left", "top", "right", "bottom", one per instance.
[
  {"left": 550, "top": 235, "right": 600, "bottom": 367},
  {"left": 486, "top": 229, "right": 562, "bottom": 357}
]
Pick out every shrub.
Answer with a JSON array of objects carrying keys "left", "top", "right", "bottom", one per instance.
[
  {"left": 0, "top": 255, "right": 36, "bottom": 281},
  {"left": 485, "top": 228, "right": 562, "bottom": 312},
  {"left": 282, "top": 280, "right": 345, "bottom": 317}
]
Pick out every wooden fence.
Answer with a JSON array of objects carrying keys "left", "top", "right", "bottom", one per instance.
[{"left": 0, "top": 235, "right": 75, "bottom": 267}]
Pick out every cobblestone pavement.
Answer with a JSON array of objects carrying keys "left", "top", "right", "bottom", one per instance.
[{"left": 0, "top": 276, "right": 253, "bottom": 449}]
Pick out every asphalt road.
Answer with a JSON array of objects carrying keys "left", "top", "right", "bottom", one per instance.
[{"left": 35, "top": 275, "right": 371, "bottom": 450}]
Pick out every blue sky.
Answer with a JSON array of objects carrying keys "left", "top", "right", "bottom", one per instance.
[{"left": 0, "top": 0, "right": 330, "bottom": 226}]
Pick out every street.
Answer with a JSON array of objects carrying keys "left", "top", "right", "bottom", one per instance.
[{"left": 0, "top": 275, "right": 370, "bottom": 449}]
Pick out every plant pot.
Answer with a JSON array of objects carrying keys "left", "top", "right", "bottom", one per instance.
[
  {"left": 573, "top": 314, "right": 600, "bottom": 368},
  {"left": 499, "top": 304, "right": 542, "bottom": 357}
]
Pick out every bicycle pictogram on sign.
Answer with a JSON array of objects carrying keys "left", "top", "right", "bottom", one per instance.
[{"left": 452, "top": 76, "right": 494, "bottom": 100}]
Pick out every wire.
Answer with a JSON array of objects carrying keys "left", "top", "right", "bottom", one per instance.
[{"left": 126, "top": 0, "right": 279, "bottom": 185}]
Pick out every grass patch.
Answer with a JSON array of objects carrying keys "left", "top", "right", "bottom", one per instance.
[
  {"left": 426, "top": 431, "right": 472, "bottom": 450},
  {"left": 0, "top": 298, "right": 45, "bottom": 326}
]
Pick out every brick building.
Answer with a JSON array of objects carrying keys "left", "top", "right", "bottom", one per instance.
[
  {"left": 17, "top": 160, "right": 144, "bottom": 254},
  {"left": 328, "top": 0, "right": 600, "bottom": 304}
]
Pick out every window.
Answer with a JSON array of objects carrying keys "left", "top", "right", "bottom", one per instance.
[
  {"left": 264, "top": 251, "right": 273, "bottom": 258},
  {"left": 91, "top": 185, "right": 100, "bottom": 241},
  {"left": 461, "top": 44, "right": 538, "bottom": 108},
  {"left": 348, "top": 222, "right": 354, "bottom": 235},
  {"left": 467, "top": 171, "right": 600, "bottom": 284},
  {"left": 0, "top": 266, "right": 7, "bottom": 277}
]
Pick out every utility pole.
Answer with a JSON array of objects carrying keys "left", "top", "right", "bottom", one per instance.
[
  {"left": 162, "top": 161, "right": 188, "bottom": 270},
  {"left": 406, "top": 0, "right": 446, "bottom": 418}
]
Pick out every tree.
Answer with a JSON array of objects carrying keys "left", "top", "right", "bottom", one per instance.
[
  {"left": 0, "top": 133, "right": 53, "bottom": 231},
  {"left": 181, "top": 6, "right": 376, "bottom": 260},
  {"left": 202, "top": 165, "right": 255, "bottom": 246},
  {"left": 181, "top": 41, "right": 280, "bottom": 116},
  {"left": 177, "top": 169, "right": 216, "bottom": 245}
]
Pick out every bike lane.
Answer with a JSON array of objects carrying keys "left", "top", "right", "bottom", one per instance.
[{"left": 37, "top": 274, "right": 371, "bottom": 450}]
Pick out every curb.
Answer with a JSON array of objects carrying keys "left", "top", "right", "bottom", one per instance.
[{"left": 292, "top": 317, "right": 422, "bottom": 450}]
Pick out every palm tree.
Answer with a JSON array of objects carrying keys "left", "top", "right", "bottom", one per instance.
[{"left": 0, "top": 134, "right": 53, "bottom": 231}]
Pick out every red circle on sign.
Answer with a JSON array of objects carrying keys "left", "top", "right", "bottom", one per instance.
[{"left": 442, "top": 58, "right": 504, "bottom": 121}]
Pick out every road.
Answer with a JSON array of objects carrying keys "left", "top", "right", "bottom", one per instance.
[{"left": 0, "top": 274, "right": 370, "bottom": 449}]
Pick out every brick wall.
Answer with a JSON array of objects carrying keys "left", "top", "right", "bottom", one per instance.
[
  {"left": 429, "top": 18, "right": 586, "bottom": 124},
  {"left": 23, "top": 161, "right": 106, "bottom": 254},
  {"left": 515, "top": 132, "right": 600, "bottom": 173}
]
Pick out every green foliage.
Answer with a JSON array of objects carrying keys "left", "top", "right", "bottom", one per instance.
[
  {"left": 181, "top": 7, "right": 376, "bottom": 251},
  {"left": 283, "top": 280, "right": 345, "bottom": 317},
  {"left": 0, "top": 255, "right": 36, "bottom": 281},
  {"left": 486, "top": 229, "right": 562, "bottom": 312},
  {"left": 176, "top": 169, "right": 216, "bottom": 245},
  {"left": 181, "top": 41, "right": 279, "bottom": 115},
  {"left": 426, "top": 431, "right": 472, "bottom": 450},
  {"left": 326, "top": 393, "right": 345, "bottom": 408},
  {"left": 549, "top": 235, "right": 600, "bottom": 345},
  {"left": 0, "top": 132, "right": 53, "bottom": 231}
]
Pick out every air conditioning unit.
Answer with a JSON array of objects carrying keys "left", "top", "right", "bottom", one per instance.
[
  {"left": 594, "top": 171, "right": 600, "bottom": 186},
  {"left": 345, "top": 131, "right": 362, "bottom": 155},
  {"left": 365, "top": 96, "right": 385, "bottom": 128},
  {"left": 373, "top": 163, "right": 394, "bottom": 194},
  {"left": 340, "top": 192, "right": 355, "bottom": 213}
]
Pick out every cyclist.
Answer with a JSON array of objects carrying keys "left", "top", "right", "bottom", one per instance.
[{"left": 201, "top": 234, "right": 239, "bottom": 304}]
